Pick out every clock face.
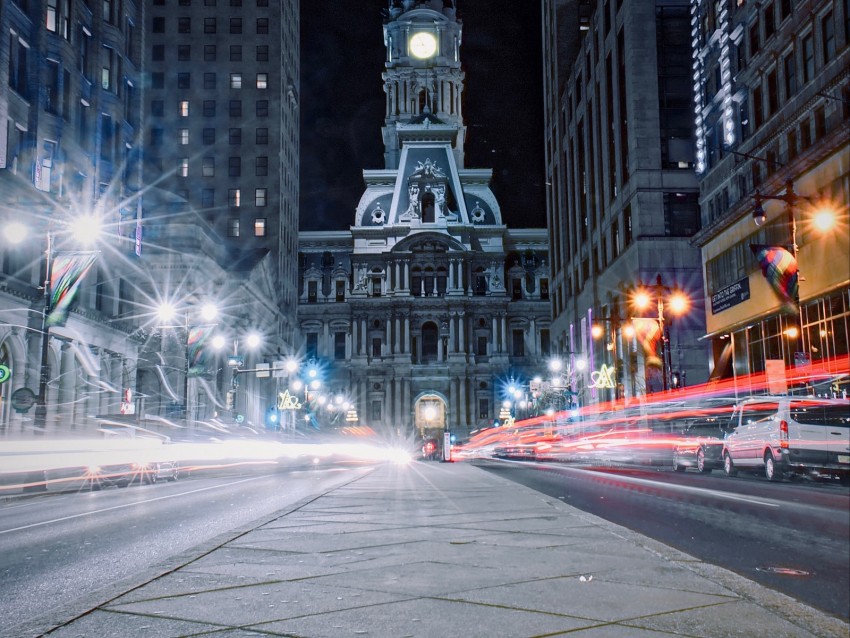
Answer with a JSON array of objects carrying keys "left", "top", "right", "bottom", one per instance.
[{"left": 409, "top": 32, "right": 437, "bottom": 59}]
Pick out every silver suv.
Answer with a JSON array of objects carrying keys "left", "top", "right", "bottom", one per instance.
[{"left": 723, "top": 396, "right": 850, "bottom": 481}]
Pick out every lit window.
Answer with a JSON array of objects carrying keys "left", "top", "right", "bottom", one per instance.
[
  {"left": 179, "top": 101, "right": 189, "bottom": 116},
  {"left": 254, "top": 218, "right": 266, "bottom": 236},
  {"left": 228, "top": 188, "right": 241, "bottom": 207},
  {"left": 179, "top": 128, "right": 189, "bottom": 144},
  {"left": 256, "top": 73, "right": 268, "bottom": 89},
  {"left": 178, "top": 158, "right": 189, "bottom": 177},
  {"left": 227, "top": 218, "right": 240, "bottom": 237},
  {"left": 255, "top": 188, "right": 267, "bottom": 206},
  {"left": 230, "top": 73, "right": 242, "bottom": 89}
]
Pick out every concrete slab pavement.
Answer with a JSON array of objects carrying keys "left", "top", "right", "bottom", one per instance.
[{"left": 20, "top": 461, "right": 850, "bottom": 638}]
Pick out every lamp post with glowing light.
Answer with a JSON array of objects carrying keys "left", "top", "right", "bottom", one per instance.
[
  {"left": 2, "top": 214, "right": 103, "bottom": 431},
  {"left": 630, "top": 275, "right": 691, "bottom": 392},
  {"left": 157, "top": 301, "right": 220, "bottom": 424},
  {"left": 751, "top": 180, "right": 836, "bottom": 365}
]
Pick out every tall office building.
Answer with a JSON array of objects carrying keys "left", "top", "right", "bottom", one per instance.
[
  {"left": 296, "top": 1, "right": 550, "bottom": 442},
  {"left": 143, "top": 0, "right": 300, "bottom": 345},
  {"left": 542, "top": 0, "right": 708, "bottom": 400},
  {"left": 690, "top": 0, "right": 849, "bottom": 391},
  {"left": 1, "top": 0, "right": 147, "bottom": 433},
  {"left": 140, "top": 1, "right": 301, "bottom": 427}
]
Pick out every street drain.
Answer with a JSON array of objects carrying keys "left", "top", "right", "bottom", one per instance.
[{"left": 756, "top": 566, "right": 810, "bottom": 576}]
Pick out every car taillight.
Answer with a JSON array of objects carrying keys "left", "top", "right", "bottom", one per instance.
[{"left": 779, "top": 420, "right": 789, "bottom": 448}]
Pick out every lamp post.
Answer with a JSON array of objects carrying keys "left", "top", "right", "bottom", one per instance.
[
  {"left": 3, "top": 215, "right": 102, "bottom": 431},
  {"left": 630, "top": 275, "right": 690, "bottom": 392}
]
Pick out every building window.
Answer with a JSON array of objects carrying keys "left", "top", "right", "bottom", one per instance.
[
  {"left": 203, "top": 100, "right": 215, "bottom": 117},
  {"left": 229, "top": 100, "right": 242, "bottom": 117},
  {"left": 178, "top": 158, "right": 189, "bottom": 177},
  {"left": 334, "top": 332, "right": 346, "bottom": 360},
  {"left": 511, "top": 278, "right": 522, "bottom": 301},
  {"left": 177, "top": 72, "right": 190, "bottom": 89},
  {"left": 256, "top": 100, "right": 269, "bottom": 117},
  {"left": 256, "top": 128, "right": 268, "bottom": 144},
  {"left": 230, "top": 18, "right": 242, "bottom": 33},
  {"left": 256, "top": 45, "right": 269, "bottom": 61},
  {"left": 822, "top": 12, "right": 835, "bottom": 63},
  {"left": 256, "top": 18, "right": 269, "bottom": 34},
  {"left": 307, "top": 281, "right": 317, "bottom": 303},
  {"left": 203, "top": 44, "right": 216, "bottom": 61},
  {"left": 179, "top": 128, "right": 189, "bottom": 144},
  {"left": 783, "top": 52, "right": 796, "bottom": 98},
  {"left": 178, "top": 17, "right": 191, "bottom": 34},
  {"left": 179, "top": 100, "right": 189, "bottom": 116},
  {"left": 306, "top": 333, "right": 318, "bottom": 358},
  {"left": 512, "top": 329, "right": 525, "bottom": 357},
  {"left": 802, "top": 33, "right": 814, "bottom": 82},
  {"left": 228, "top": 189, "right": 241, "bottom": 207},
  {"left": 230, "top": 73, "right": 242, "bottom": 89},
  {"left": 371, "top": 400, "right": 382, "bottom": 423},
  {"left": 150, "top": 128, "right": 163, "bottom": 147},
  {"left": 479, "top": 398, "right": 489, "bottom": 420},
  {"left": 663, "top": 192, "right": 700, "bottom": 237},
  {"left": 202, "top": 157, "right": 214, "bottom": 176},
  {"left": 228, "top": 157, "right": 241, "bottom": 177},
  {"left": 255, "top": 188, "right": 267, "bottom": 206},
  {"left": 256, "top": 73, "right": 268, "bottom": 89},
  {"left": 540, "top": 279, "right": 549, "bottom": 300},
  {"left": 201, "top": 189, "right": 214, "bottom": 207},
  {"left": 204, "top": 17, "right": 216, "bottom": 34},
  {"left": 229, "top": 128, "right": 241, "bottom": 145},
  {"left": 256, "top": 156, "right": 268, "bottom": 176},
  {"left": 177, "top": 45, "right": 190, "bottom": 61},
  {"left": 152, "top": 16, "right": 165, "bottom": 33},
  {"left": 152, "top": 44, "right": 164, "bottom": 61},
  {"left": 336, "top": 280, "right": 345, "bottom": 302},
  {"left": 204, "top": 72, "right": 216, "bottom": 89},
  {"left": 540, "top": 329, "right": 551, "bottom": 356},
  {"left": 151, "top": 72, "right": 164, "bottom": 89},
  {"left": 227, "top": 218, "right": 240, "bottom": 237},
  {"left": 254, "top": 218, "right": 266, "bottom": 236},
  {"left": 229, "top": 45, "right": 242, "bottom": 61},
  {"left": 476, "top": 335, "right": 488, "bottom": 356},
  {"left": 372, "top": 337, "right": 382, "bottom": 358}
]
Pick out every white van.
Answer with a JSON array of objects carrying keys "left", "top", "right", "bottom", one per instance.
[{"left": 723, "top": 396, "right": 850, "bottom": 481}]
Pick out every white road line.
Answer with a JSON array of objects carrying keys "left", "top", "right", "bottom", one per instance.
[
  {"left": 541, "top": 462, "right": 781, "bottom": 508},
  {"left": 0, "top": 475, "right": 268, "bottom": 535}
]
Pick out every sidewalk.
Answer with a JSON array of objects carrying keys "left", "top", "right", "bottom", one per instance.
[{"left": 23, "top": 461, "right": 849, "bottom": 638}]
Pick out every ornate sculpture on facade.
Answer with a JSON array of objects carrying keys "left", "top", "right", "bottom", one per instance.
[
  {"left": 371, "top": 202, "right": 387, "bottom": 225},
  {"left": 470, "top": 201, "right": 486, "bottom": 223}
]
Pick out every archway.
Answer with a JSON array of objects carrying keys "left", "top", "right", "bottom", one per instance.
[{"left": 414, "top": 392, "right": 446, "bottom": 438}]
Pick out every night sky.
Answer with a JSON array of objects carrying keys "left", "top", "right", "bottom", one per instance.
[{"left": 299, "top": 1, "right": 546, "bottom": 232}]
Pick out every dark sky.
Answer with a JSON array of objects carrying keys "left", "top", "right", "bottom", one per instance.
[{"left": 299, "top": 1, "right": 546, "bottom": 232}]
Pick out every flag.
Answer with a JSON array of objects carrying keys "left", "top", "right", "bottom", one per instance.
[
  {"left": 46, "top": 252, "right": 98, "bottom": 327},
  {"left": 750, "top": 244, "right": 798, "bottom": 312},
  {"left": 187, "top": 324, "right": 214, "bottom": 377},
  {"left": 632, "top": 317, "right": 662, "bottom": 369}
]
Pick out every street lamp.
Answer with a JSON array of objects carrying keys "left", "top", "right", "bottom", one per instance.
[
  {"left": 3, "top": 214, "right": 103, "bottom": 431},
  {"left": 630, "top": 275, "right": 691, "bottom": 392}
]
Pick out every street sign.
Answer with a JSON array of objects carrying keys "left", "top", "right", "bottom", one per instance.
[
  {"left": 0, "top": 364, "right": 11, "bottom": 384},
  {"left": 227, "top": 355, "right": 244, "bottom": 368},
  {"left": 256, "top": 363, "right": 270, "bottom": 378},
  {"left": 11, "top": 387, "right": 36, "bottom": 413},
  {"left": 272, "top": 361, "right": 287, "bottom": 378}
]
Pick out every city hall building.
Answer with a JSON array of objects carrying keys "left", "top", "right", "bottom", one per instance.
[{"left": 297, "top": 1, "right": 550, "bottom": 441}]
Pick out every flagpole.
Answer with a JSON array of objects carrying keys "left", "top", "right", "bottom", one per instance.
[{"left": 33, "top": 227, "right": 53, "bottom": 433}]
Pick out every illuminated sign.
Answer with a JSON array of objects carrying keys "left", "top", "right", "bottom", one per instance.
[
  {"left": 277, "top": 390, "right": 302, "bottom": 410},
  {"left": 589, "top": 364, "right": 616, "bottom": 389}
]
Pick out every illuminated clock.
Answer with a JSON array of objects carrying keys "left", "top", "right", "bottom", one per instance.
[{"left": 409, "top": 31, "right": 437, "bottom": 59}]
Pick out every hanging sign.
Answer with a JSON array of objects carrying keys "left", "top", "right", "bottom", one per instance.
[
  {"left": 277, "top": 389, "right": 302, "bottom": 410},
  {"left": 0, "top": 364, "right": 11, "bottom": 384},
  {"left": 589, "top": 364, "right": 616, "bottom": 389}
]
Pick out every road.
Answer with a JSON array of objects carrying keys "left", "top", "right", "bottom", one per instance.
[
  {"left": 476, "top": 459, "right": 850, "bottom": 621},
  {"left": 0, "top": 465, "right": 370, "bottom": 636}
]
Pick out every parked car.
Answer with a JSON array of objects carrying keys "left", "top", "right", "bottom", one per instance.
[
  {"left": 722, "top": 396, "right": 850, "bottom": 481},
  {"left": 672, "top": 409, "right": 735, "bottom": 473}
]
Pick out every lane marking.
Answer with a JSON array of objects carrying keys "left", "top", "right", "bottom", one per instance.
[
  {"left": 538, "top": 462, "right": 781, "bottom": 508},
  {"left": 0, "top": 475, "right": 269, "bottom": 536}
]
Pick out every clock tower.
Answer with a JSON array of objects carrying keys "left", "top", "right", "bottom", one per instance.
[{"left": 382, "top": 1, "right": 465, "bottom": 169}]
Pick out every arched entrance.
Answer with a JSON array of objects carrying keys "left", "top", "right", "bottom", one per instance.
[{"left": 414, "top": 392, "right": 446, "bottom": 439}]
